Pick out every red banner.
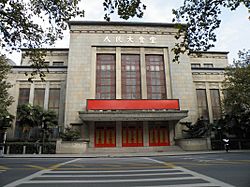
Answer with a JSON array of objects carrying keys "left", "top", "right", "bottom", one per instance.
[{"left": 87, "top": 99, "right": 179, "bottom": 110}]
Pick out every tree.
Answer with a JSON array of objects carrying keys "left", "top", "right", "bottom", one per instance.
[
  {"left": 218, "top": 49, "right": 250, "bottom": 139},
  {"left": 0, "top": 0, "right": 84, "bottom": 80},
  {"left": 17, "top": 104, "right": 58, "bottom": 140},
  {"left": 0, "top": 55, "right": 14, "bottom": 131},
  {"left": 103, "top": 0, "right": 249, "bottom": 62}
]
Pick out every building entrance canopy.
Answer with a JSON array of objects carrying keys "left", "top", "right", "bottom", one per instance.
[
  {"left": 80, "top": 99, "right": 188, "bottom": 122},
  {"left": 79, "top": 110, "right": 188, "bottom": 122}
]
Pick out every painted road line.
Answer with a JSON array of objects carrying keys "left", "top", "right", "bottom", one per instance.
[
  {"left": 3, "top": 158, "right": 82, "bottom": 187},
  {"left": 135, "top": 183, "right": 221, "bottom": 187},
  {"left": 0, "top": 165, "right": 9, "bottom": 170},
  {"left": 21, "top": 176, "right": 201, "bottom": 184},
  {"left": 144, "top": 157, "right": 235, "bottom": 187},
  {"left": 26, "top": 165, "right": 47, "bottom": 170},
  {"left": 177, "top": 166, "right": 235, "bottom": 187},
  {"left": 45, "top": 168, "right": 181, "bottom": 173},
  {"left": 37, "top": 172, "right": 186, "bottom": 178}
]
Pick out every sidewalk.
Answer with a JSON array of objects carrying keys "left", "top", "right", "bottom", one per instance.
[{"left": 1, "top": 149, "right": 250, "bottom": 158}]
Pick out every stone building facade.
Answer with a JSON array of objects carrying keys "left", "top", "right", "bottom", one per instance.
[{"left": 7, "top": 21, "right": 228, "bottom": 152}]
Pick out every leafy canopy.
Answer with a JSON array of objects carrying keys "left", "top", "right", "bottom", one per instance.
[
  {"left": 223, "top": 49, "right": 250, "bottom": 113},
  {"left": 0, "top": 55, "right": 14, "bottom": 130}
]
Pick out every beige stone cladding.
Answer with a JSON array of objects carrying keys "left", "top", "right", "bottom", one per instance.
[
  {"left": 6, "top": 65, "right": 67, "bottom": 138},
  {"left": 21, "top": 49, "right": 69, "bottom": 66},
  {"left": 190, "top": 52, "right": 228, "bottom": 124},
  {"left": 65, "top": 21, "right": 184, "bottom": 127}
]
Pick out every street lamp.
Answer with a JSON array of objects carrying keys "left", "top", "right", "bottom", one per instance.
[{"left": 0, "top": 115, "right": 12, "bottom": 156}]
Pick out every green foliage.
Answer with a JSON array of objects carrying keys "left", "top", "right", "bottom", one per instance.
[
  {"left": 216, "top": 49, "right": 250, "bottom": 139},
  {"left": 1, "top": 0, "right": 84, "bottom": 81},
  {"left": 17, "top": 104, "right": 58, "bottom": 139},
  {"left": 103, "top": 0, "right": 146, "bottom": 21},
  {"left": 182, "top": 119, "right": 208, "bottom": 138},
  {"left": 223, "top": 49, "right": 250, "bottom": 114},
  {"left": 60, "top": 127, "right": 80, "bottom": 141},
  {"left": 171, "top": 0, "right": 249, "bottom": 62},
  {"left": 0, "top": 55, "right": 14, "bottom": 130}
]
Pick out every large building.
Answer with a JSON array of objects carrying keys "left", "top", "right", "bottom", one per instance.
[{"left": 7, "top": 21, "right": 228, "bottom": 152}]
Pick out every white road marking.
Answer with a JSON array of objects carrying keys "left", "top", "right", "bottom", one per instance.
[
  {"left": 46, "top": 168, "right": 180, "bottom": 173},
  {"left": 38, "top": 172, "right": 185, "bottom": 178},
  {"left": 3, "top": 158, "right": 82, "bottom": 187},
  {"left": 22, "top": 176, "right": 200, "bottom": 184},
  {"left": 144, "top": 157, "right": 235, "bottom": 187}
]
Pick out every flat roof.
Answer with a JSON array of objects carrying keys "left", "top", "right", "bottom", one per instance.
[
  {"left": 68, "top": 21, "right": 183, "bottom": 29},
  {"left": 21, "top": 48, "right": 69, "bottom": 51}
]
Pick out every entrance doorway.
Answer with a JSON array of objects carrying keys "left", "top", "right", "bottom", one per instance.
[
  {"left": 149, "top": 122, "right": 169, "bottom": 146},
  {"left": 95, "top": 122, "right": 116, "bottom": 147},
  {"left": 122, "top": 122, "right": 143, "bottom": 147}
]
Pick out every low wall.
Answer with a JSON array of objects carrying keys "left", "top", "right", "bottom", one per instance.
[
  {"left": 56, "top": 139, "right": 88, "bottom": 154},
  {"left": 176, "top": 138, "right": 211, "bottom": 151}
]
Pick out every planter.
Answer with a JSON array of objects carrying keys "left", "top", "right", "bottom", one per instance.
[
  {"left": 176, "top": 137, "right": 211, "bottom": 151},
  {"left": 56, "top": 139, "right": 89, "bottom": 154}
]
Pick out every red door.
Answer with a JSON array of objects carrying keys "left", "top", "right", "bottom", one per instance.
[
  {"left": 149, "top": 123, "right": 169, "bottom": 146},
  {"left": 122, "top": 122, "right": 143, "bottom": 147},
  {"left": 95, "top": 122, "right": 116, "bottom": 147}
]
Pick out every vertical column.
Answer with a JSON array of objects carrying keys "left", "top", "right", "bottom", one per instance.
[
  {"left": 81, "top": 121, "right": 89, "bottom": 140},
  {"left": 163, "top": 48, "right": 173, "bottom": 99},
  {"left": 116, "top": 47, "right": 122, "bottom": 99},
  {"left": 143, "top": 122, "right": 149, "bottom": 146},
  {"left": 90, "top": 47, "right": 97, "bottom": 99},
  {"left": 89, "top": 122, "right": 95, "bottom": 148},
  {"left": 29, "top": 83, "right": 35, "bottom": 105},
  {"left": 44, "top": 82, "right": 50, "bottom": 110},
  {"left": 205, "top": 82, "right": 213, "bottom": 123},
  {"left": 116, "top": 122, "right": 122, "bottom": 147},
  {"left": 140, "top": 48, "right": 147, "bottom": 99},
  {"left": 169, "top": 122, "right": 175, "bottom": 146},
  {"left": 59, "top": 81, "right": 66, "bottom": 130}
]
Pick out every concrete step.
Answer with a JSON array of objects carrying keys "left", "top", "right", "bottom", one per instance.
[{"left": 86, "top": 146, "right": 183, "bottom": 154}]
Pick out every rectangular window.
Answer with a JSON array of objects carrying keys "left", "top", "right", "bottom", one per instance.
[
  {"left": 18, "top": 88, "right": 30, "bottom": 105},
  {"left": 96, "top": 54, "right": 116, "bottom": 99},
  {"left": 191, "top": 63, "right": 201, "bottom": 68},
  {"left": 52, "top": 61, "right": 64, "bottom": 66},
  {"left": 196, "top": 89, "right": 209, "bottom": 120},
  {"left": 210, "top": 89, "right": 221, "bottom": 120},
  {"left": 204, "top": 63, "right": 214, "bottom": 68},
  {"left": 33, "top": 88, "right": 45, "bottom": 108},
  {"left": 121, "top": 55, "right": 141, "bottom": 99},
  {"left": 146, "top": 55, "right": 166, "bottom": 99},
  {"left": 48, "top": 88, "right": 61, "bottom": 116}
]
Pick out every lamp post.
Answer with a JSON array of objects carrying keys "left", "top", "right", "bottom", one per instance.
[
  {"left": 0, "top": 115, "right": 11, "bottom": 156},
  {"left": 42, "top": 116, "right": 45, "bottom": 154}
]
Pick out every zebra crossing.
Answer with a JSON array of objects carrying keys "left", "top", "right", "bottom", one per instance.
[{"left": 3, "top": 158, "right": 235, "bottom": 187}]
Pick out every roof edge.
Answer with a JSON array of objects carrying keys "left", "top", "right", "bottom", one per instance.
[{"left": 68, "top": 21, "right": 184, "bottom": 29}]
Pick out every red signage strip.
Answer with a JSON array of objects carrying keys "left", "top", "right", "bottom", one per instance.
[{"left": 87, "top": 99, "right": 179, "bottom": 110}]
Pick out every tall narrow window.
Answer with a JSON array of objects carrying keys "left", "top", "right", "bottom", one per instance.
[
  {"left": 210, "top": 89, "right": 221, "bottom": 120},
  {"left": 49, "top": 88, "right": 61, "bottom": 116},
  {"left": 146, "top": 55, "right": 166, "bottom": 99},
  {"left": 121, "top": 55, "right": 141, "bottom": 99},
  {"left": 18, "top": 88, "right": 30, "bottom": 105},
  {"left": 33, "top": 88, "right": 45, "bottom": 108},
  {"left": 96, "top": 54, "right": 116, "bottom": 99},
  {"left": 196, "top": 89, "right": 209, "bottom": 120}
]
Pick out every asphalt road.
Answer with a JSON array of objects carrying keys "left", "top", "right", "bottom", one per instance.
[{"left": 0, "top": 152, "right": 249, "bottom": 187}]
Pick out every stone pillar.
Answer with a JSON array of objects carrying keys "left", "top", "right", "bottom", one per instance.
[
  {"left": 116, "top": 122, "right": 122, "bottom": 147},
  {"left": 116, "top": 47, "right": 122, "bottom": 99},
  {"left": 89, "top": 122, "right": 95, "bottom": 148},
  {"left": 81, "top": 122, "right": 89, "bottom": 141},
  {"left": 205, "top": 82, "right": 213, "bottom": 123},
  {"left": 140, "top": 48, "right": 147, "bottom": 99},
  {"left": 90, "top": 47, "right": 97, "bottom": 99},
  {"left": 169, "top": 121, "right": 175, "bottom": 146},
  {"left": 143, "top": 122, "right": 149, "bottom": 146},
  {"left": 29, "top": 83, "right": 35, "bottom": 104},
  {"left": 44, "top": 82, "right": 50, "bottom": 110},
  {"left": 164, "top": 48, "right": 173, "bottom": 99}
]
